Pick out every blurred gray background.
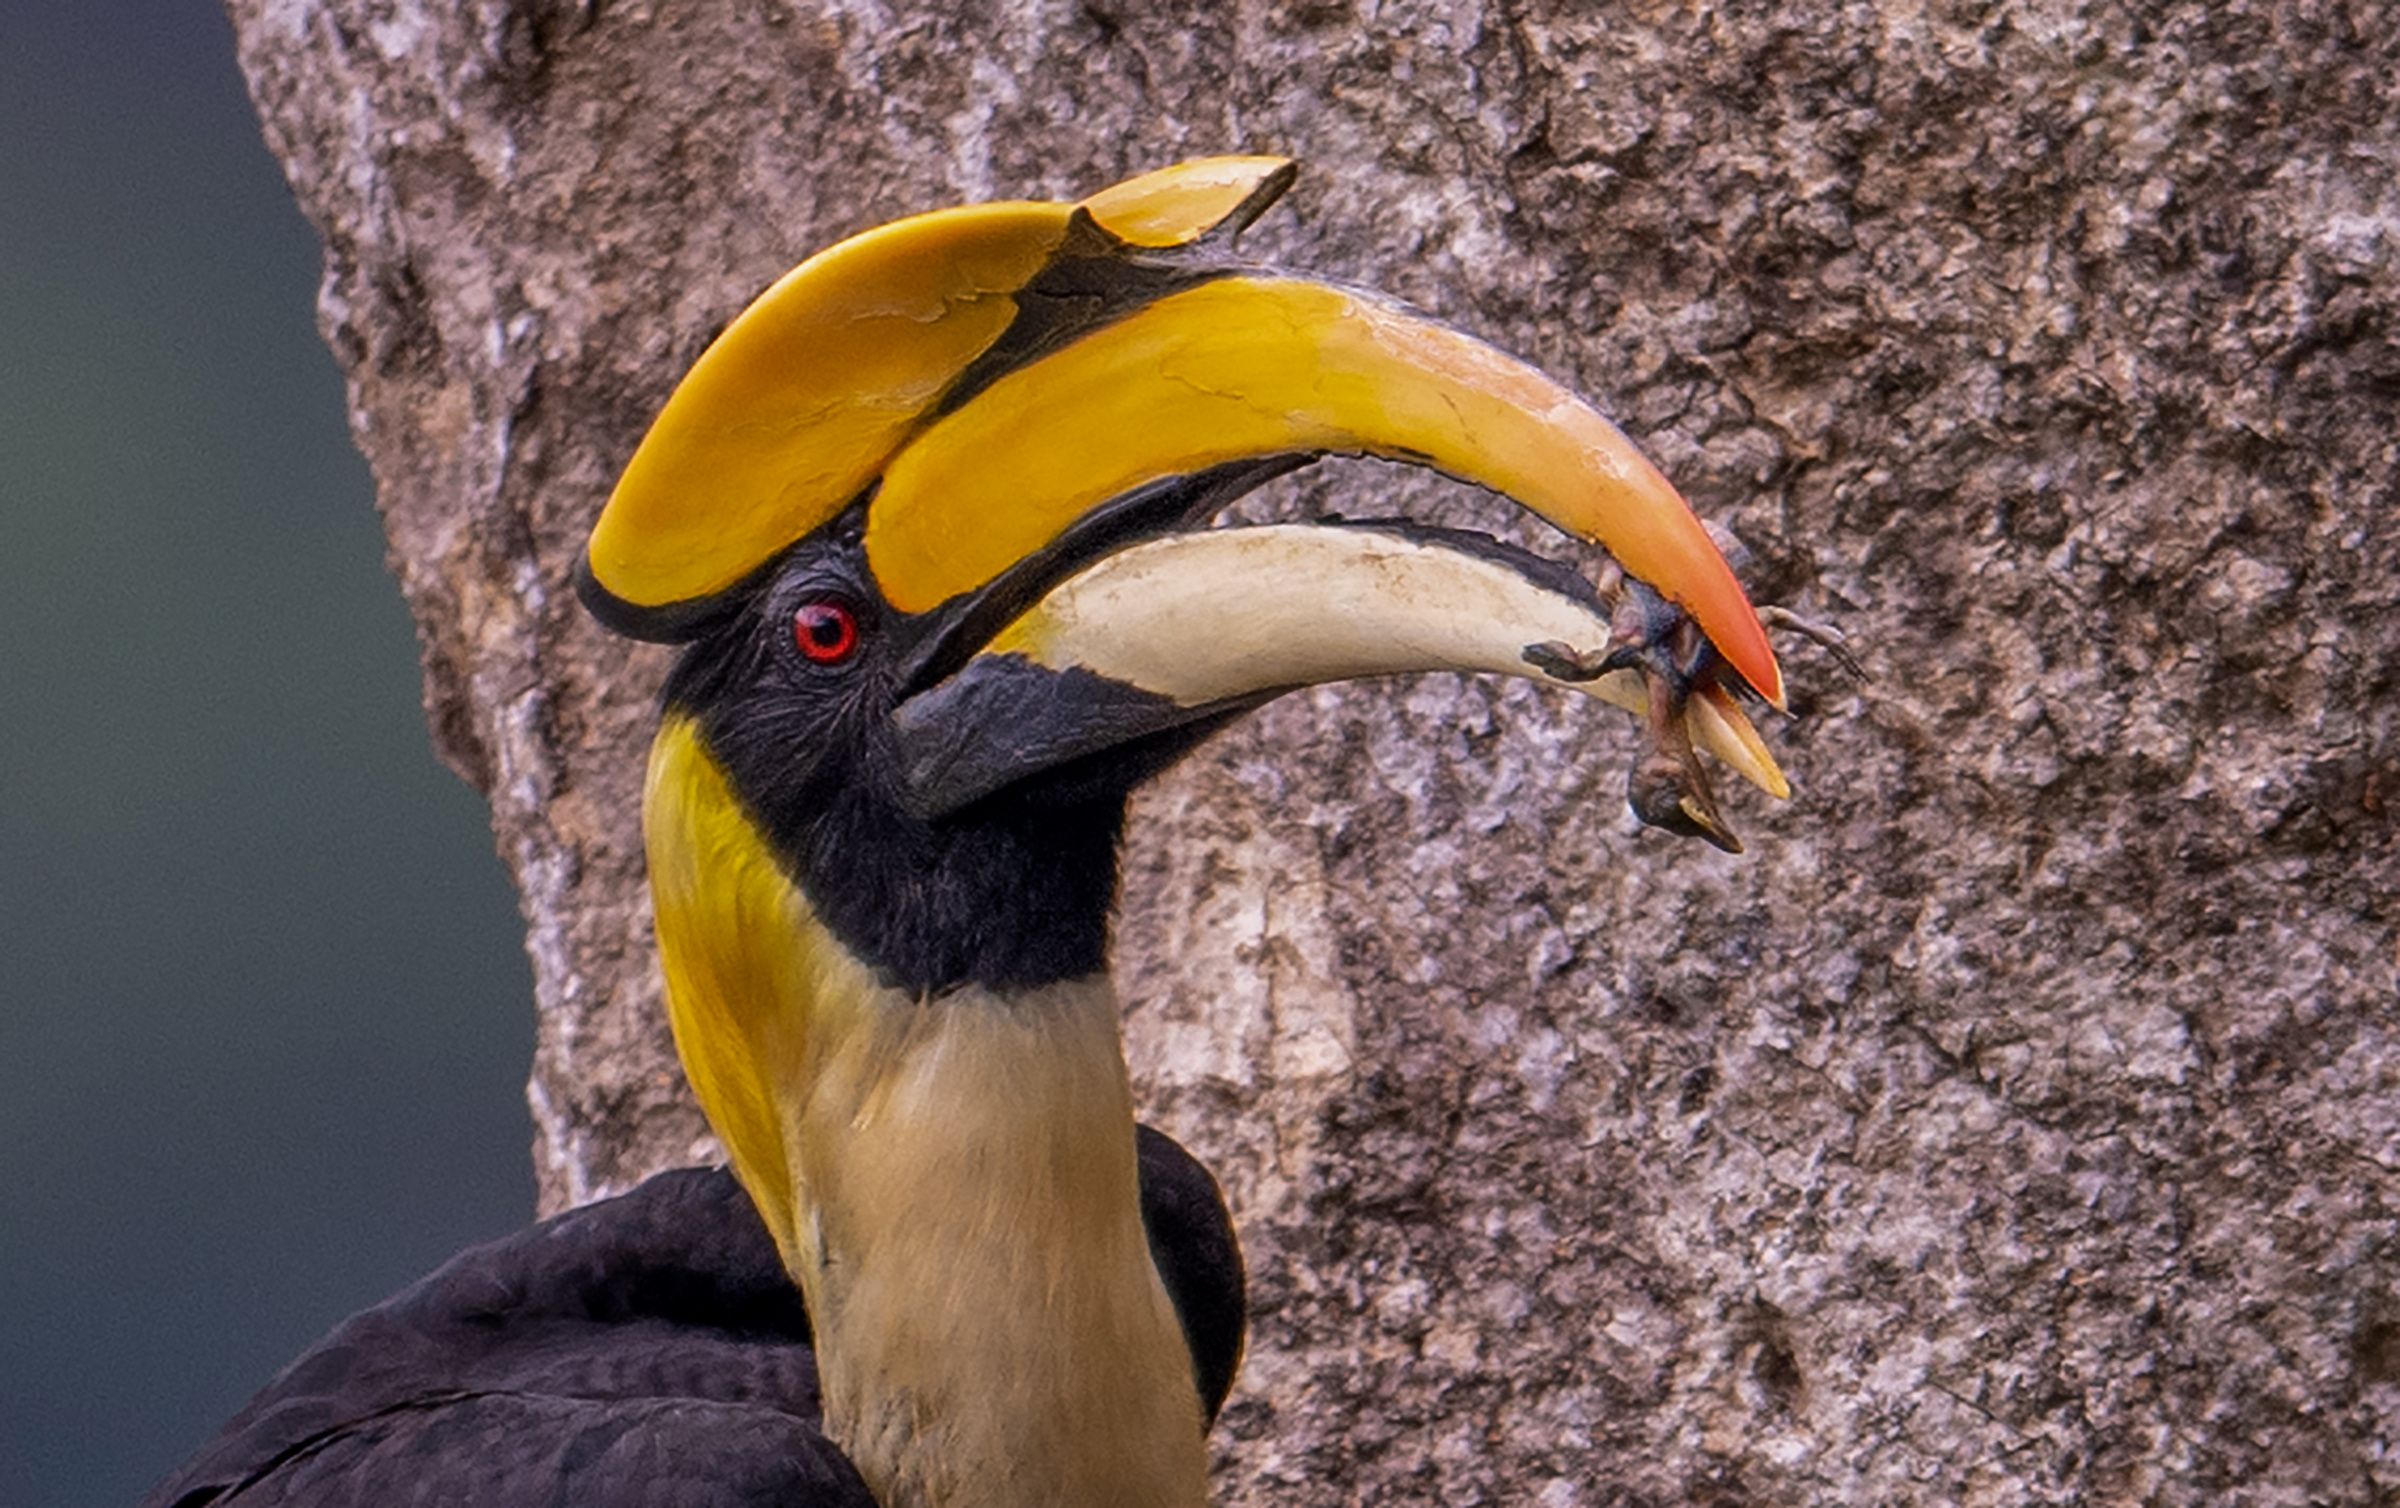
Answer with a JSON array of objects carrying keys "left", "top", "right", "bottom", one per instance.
[{"left": 1, "top": 7, "right": 538, "bottom": 1503}]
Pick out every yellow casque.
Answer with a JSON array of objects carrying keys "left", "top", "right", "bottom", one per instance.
[{"left": 586, "top": 156, "right": 1295, "bottom": 625}]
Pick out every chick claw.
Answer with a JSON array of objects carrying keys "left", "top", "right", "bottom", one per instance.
[{"left": 1757, "top": 605, "right": 1866, "bottom": 682}]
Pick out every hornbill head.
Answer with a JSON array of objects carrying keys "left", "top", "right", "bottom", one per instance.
[{"left": 578, "top": 156, "right": 1790, "bottom": 1497}]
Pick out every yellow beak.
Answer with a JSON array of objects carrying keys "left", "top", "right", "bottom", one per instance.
[{"left": 581, "top": 156, "right": 1783, "bottom": 708}]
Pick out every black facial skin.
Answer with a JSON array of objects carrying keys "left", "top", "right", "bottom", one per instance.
[{"left": 662, "top": 521, "right": 1222, "bottom": 999}]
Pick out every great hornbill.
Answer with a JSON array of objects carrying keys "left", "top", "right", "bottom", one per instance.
[{"left": 146, "top": 157, "right": 1789, "bottom": 1508}]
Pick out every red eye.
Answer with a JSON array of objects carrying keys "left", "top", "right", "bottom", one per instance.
[{"left": 791, "top": 601, "right": 859, "bottom": 664}]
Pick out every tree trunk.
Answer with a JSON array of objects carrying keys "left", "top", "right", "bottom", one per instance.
[{"left": 227, "top": 2, "right": 2398, "bottom": 1502}]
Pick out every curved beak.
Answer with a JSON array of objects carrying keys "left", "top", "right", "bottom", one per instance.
[
  {"left": 892, "top": 522, "right": 1785, "bottom": 848},
  {"left": 866, "top": 273, "right": 1783, "bottom": 709},
  {"left": 582, "top": 157, "right": 1782, "bottom": 710}
]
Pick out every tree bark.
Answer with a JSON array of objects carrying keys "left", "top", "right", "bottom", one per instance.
[{"left": 227, "top": 1, "right": 2398, "bottom": 1502}]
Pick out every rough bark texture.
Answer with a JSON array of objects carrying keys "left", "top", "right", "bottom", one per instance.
[{"left": 227, "top": 1, "right": 2398, "bottom": 1502}]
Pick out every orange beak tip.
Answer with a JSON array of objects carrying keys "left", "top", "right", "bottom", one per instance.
[
  {"left": 1730, "top": 622, "right": 1789, "bottom": 712},
  {"left": 1759, "top": 665, "right": 1791, "bottom": 713},
  {"left": 1709, "top": 603, "right": 1787, "bottom": 712}
]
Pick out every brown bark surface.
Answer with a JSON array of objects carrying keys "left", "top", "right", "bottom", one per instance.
[{"left": 228, "top": 2, "right": 2399, "bottom": 1502}]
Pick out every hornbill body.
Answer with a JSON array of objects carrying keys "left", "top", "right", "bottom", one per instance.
[{"left": 148, "top": 158, "right": 1788, "bottom": 1507}]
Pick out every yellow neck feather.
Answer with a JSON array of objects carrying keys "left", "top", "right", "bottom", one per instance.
[{"left": 644, "top": 716, "right": 1207, "bottom": 1508}]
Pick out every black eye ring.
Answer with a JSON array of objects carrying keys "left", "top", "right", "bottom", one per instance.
[{"left": 791, "top": 600, "right": 860, "bottom": 665}]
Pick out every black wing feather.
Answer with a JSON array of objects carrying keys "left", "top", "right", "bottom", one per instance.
[
  {"left": 1136, "top": 1124, "right": 1247, "bottom": 1425},
  {"left": 142, "top": 1168, "right": 867, "bottom": 1507},
  {"left": 149, "top": 1131, "right": 1247, "bottom": 1506}
]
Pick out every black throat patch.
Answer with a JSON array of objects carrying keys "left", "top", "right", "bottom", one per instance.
[{"left": 660, "top": 575, "right": 1138, "bottom": 999}]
